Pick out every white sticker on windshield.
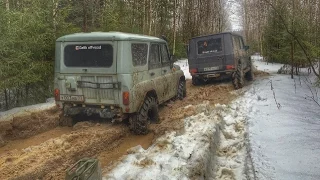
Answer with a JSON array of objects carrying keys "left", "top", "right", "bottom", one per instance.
[{"left": 75, "top": 46, "right": 102, "bottom": 50}]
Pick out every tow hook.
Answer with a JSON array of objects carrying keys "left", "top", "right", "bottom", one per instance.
[{"left": 99, "top": 109, "right": 115, "bottom": 119}]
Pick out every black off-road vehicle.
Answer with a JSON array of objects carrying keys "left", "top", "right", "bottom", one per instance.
[{"left": 187, "top": 32, "right": 254, "bottom": 89}]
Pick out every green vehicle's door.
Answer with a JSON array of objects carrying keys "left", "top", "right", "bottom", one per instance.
[
  {"left": 148, "top": 44, "right": 166, "bottom": 103},
  {"left": 160, "top": 44, "right": 176, "bottom": 100}
]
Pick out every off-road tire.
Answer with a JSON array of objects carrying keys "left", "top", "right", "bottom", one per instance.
[
  {"left": 130, "top": 96, "right": 159, "bottom": 135},
  {"left": 192, "top": 76, "right": 202, "bottom": 86},
  {"left": 245, "top": 58, "right": 254, "bottom": 81},
  {"left": 59, "top": 112, "right": 74, "bottom": 127},
  {"left": 177, "top": 80, "right": 186, "bottom": 100},
  {"left": 233, "top": 63, "right": 244, "bottom": 89}
]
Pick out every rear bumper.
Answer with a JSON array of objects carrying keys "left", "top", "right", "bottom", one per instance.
[
  {"left": 62, "top": 104, "right": 126, "bottom": 120},
  {"left": 192, "top": 70, "right": 235, "bottom": 78}
]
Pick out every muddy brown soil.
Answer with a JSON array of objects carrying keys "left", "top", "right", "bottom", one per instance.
[
  {"left": 0, "top": 107, "right": 61, "bottom": 148},
  {"left": 0, "top": 79, "right": 244, "bottom": 180}
]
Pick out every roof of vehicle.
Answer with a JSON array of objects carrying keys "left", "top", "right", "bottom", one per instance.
[
  {"left": 190, "top": 32, "right": 243, "bottom": 40},
  {"left": 56, "top": 31, "right": 167, "bottom": 43}
]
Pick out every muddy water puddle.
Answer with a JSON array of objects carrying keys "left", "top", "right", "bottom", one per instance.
[{"left": 99, "top": 133, "right": 155, "bottom": 169}]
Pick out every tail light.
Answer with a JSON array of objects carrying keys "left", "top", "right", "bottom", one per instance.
[
  {"left": 226, "top": 65, "right": 235, "bottom": 70},
  {"left": 189, "top": 68, "right": 198, "bottom": 75},
  {"left": 123, "top": 92, "right": 130, "bottom": 105},
  {"left": 54, "top": 88, "right": 60, "bottom": 101}
]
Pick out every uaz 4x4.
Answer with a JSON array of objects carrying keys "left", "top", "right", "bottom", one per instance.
[
  {"left": 54, "top": 32, "right": 186, "bottom": 134},
  {"left": 187, "top": 32, "right": 254, "bottom": 88}
]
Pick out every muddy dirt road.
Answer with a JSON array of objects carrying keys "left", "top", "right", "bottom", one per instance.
[{"left": 0, "top": 80, "right": 238, "bottom": 180}]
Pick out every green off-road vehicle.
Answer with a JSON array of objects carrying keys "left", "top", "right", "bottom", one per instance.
[
  {"left": 54, "top": 32, "right": 186, "bottom": 134},
  {"left": 187, "top": 32, "right": 254, "bottom": 89}
]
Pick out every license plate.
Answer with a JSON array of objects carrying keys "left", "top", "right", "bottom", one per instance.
[
  {"left": 60, "top": 95, "right": 84, "bottom": 102},
  {"left": 204, "top": 66, "right": 219, "bottom": 71}
]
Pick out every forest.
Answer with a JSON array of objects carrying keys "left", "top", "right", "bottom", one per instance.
[{"left": 0, "top": 0, "right": 319, "bottom": 110}]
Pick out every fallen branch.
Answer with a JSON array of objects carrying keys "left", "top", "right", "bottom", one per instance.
[
  {"left": 293, "top": 78, "right": 297, "bottom": 94},
  {"left": 267, "top": 80, "right": 281, "bottom": 109},
  {"left": 303, "top": 77, "right": 320, "bottom": 108}
]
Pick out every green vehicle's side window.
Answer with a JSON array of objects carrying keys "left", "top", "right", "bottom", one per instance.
[
  {"left": 160, "top": 44, "right": 170, "bottom": 67},
  {"left": 132, "top": 43, "right": 148, "bottom": 66},
  {"left": 149, "top": 44, "right": 161, "bottom": 70}
]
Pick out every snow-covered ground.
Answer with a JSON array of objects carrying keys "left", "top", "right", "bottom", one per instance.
[
  {"left": 0, "top": 98, "right": 55, "bottom": 121},
  {"left": 105, "top": 101, "right": 249, "bottom": 180},
  {"left": 175, "top": 60, "right": 192, "bottom": 79},
  {"left": 106, "top": 58, "right": 320, "bottom": 180},
  {"left": 246, "top": 60, "right": 320, "bottom": 180}
]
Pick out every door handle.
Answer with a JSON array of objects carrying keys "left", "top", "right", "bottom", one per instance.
[{"left": 150, "top": 72, "right": 155, "bottom": 76}]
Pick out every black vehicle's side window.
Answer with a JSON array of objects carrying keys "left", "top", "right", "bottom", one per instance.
[
  {"left": 239, "top": 37, "right": 244, "bottom": 49},
  {"left": 149, "top": 44, "right": 161, "bottom": 70},
  {"left": 232, "top": 36, "right": 241, "bottom": 52},
  {"left": 161, "top": 44, "right": 170, "bottom": 67}
]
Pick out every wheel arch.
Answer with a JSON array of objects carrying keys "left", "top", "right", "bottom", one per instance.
[
  {"left": 136, "top": 89, "right": 159, "bottom": 112},
  {"left": 177, "top": 75, "right": 186, "bottom": 88}
]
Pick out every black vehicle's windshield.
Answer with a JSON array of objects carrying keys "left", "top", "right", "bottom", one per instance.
[
  {"left": 197, "top": 38, "right": 222, "bottom": 54},
  {"left": 64, "top": 44, "right": 113, "bottom": 67}
]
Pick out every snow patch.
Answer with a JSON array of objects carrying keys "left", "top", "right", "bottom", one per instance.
[
  {"left": 0, "top": 99, "right": 55, "bottom": 121},
  {"left": 245, "top": 60, "right": 320, "bottom": 179},
  {"left": 105, "top": 100, "right": 250, "bottom": 179},
  {"left": 175, "top": 59, "right": 191, "bottom": 79}
]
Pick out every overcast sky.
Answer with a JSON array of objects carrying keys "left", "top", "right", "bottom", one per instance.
[{"left": 226, "top": 0, "right": 243, "bottom": 31}]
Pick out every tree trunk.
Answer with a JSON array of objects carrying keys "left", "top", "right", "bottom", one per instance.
[
  {"left": 148, "top": 0, "right": 152, "bottom": 35},
  {"left": 4, "top": 89, "right": 8, "bottom": 110},
  {"left": 25, "top": 84, "right": 29, "bottom": 105},
  {"left": 173, "top": 0, "right": 177, "bottom": 55},
  {"left": 5, "top": 0, "right": 9, "bottom": 10},
  {"left": 83, "top": 0, "right": 88, "bottom": 32}
]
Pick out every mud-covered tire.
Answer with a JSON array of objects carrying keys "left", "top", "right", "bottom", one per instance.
[
  {"left": 59, "top": 112, "right": 74, "bottom": 127},
  {"left": 129, "top": 96, "right": 159, "bottom": 135},
  {"left": 192, "top": 76, "right": 202, "bottom": 86},
  {"left": 233, "top": 63, "right": 244, "bottom": 89},
  {"left": 245, "top": 58, "right": 254, "bottom": 81},
  {"left": 177, "top": 80, "right": 186, "bottom": 100}
]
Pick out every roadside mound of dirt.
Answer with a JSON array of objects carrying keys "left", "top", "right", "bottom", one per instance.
[
  {"left": 254, "top": 70, "right": 270, "bottom": 77},
  {"left": 0, "top": 123, "right": 128, "bottom": 180},
  {"left": 0, "top": 107, "right": 60, "bottom": 147}
]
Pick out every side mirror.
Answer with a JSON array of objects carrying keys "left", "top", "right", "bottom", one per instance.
[
  {"left": 244, "top": 46, "right": 250, "bottom": 51},
  {"left": 185, "top": 44, "right": 189, "bottom": 54}
]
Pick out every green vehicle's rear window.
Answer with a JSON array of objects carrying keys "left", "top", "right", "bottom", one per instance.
[{"left": 64, "top": 44, "right": 113, "bottom": 67}]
